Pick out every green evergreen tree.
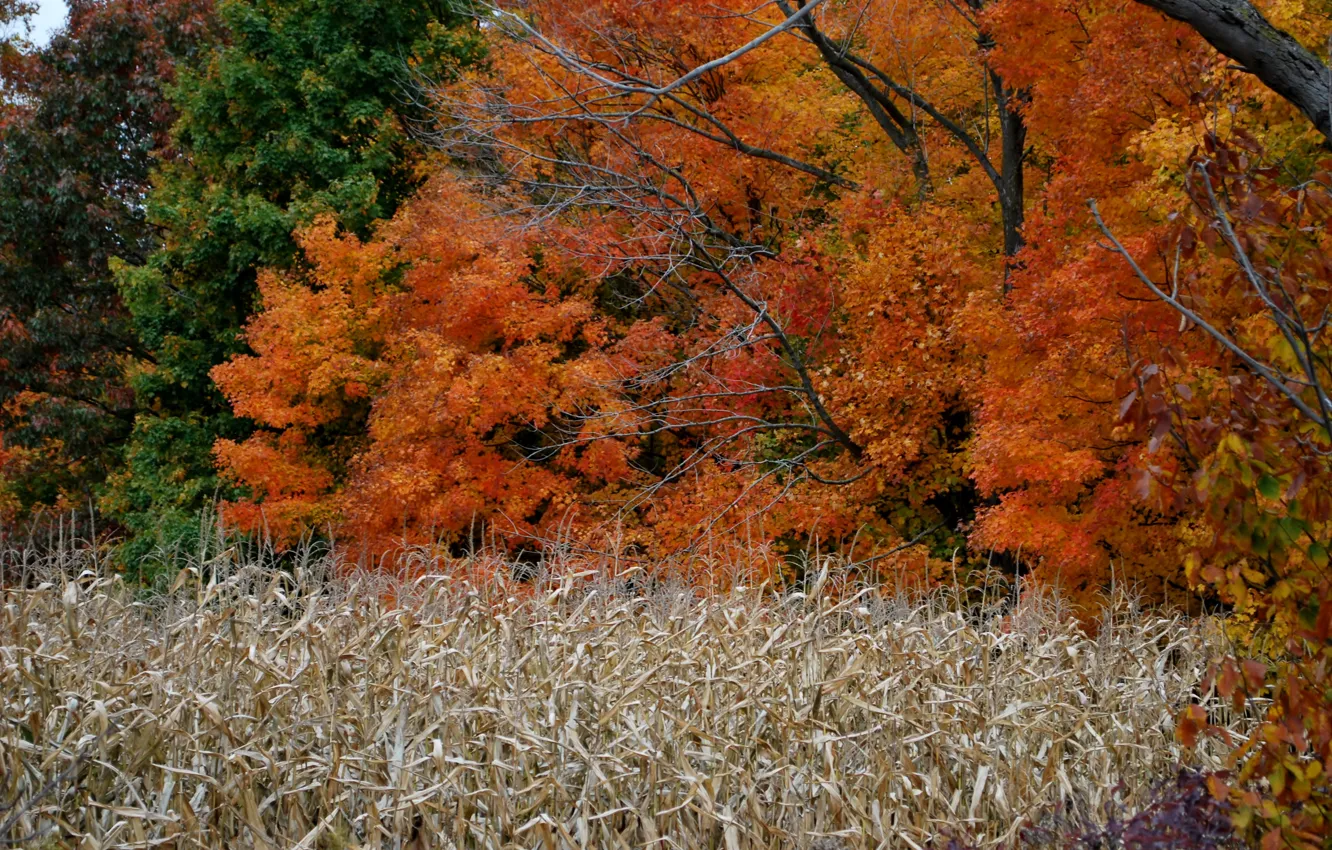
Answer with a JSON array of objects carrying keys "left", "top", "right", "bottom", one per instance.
[{"left": 108, "top": 0, "right": 480, "bottom": 562}]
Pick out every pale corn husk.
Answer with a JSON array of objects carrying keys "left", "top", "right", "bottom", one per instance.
[{"left": 0, "top": 551, "right": 1247, "bottom": 850}]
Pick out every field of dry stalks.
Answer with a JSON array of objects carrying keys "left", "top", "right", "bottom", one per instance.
[{"left": 0, "top": 553, "right": 1245, "bottom": 850}]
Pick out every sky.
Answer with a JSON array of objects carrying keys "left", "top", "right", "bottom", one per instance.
[
  {"left": 30, "top": 0, "right": 67, "bottom": 43},
  {"left": 13, "top": 0, "right": 67, "bottom": 45}
]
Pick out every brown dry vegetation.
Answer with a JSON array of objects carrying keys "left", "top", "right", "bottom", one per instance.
[{"left": 0, "top": 545, "right": 1248, "bottom": 850}]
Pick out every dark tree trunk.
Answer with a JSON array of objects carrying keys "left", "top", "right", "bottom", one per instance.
[{"left": 995, "top": 73, "right": 1027, "bottom": 261}]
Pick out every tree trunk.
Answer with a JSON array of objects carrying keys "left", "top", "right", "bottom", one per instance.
[{"left": 996, "top": 76, "right": 1027, "bottom": 261}]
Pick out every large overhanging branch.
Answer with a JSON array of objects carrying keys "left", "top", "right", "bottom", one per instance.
[{"left": 1132, "top": 0, "right": 1332, "bottom": 142}]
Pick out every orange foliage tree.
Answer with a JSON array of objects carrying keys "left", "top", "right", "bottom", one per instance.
[
  {"left": 213, "top": 0, "right": 1030, "bottom": 582},
  {"left": 966, "top": 0, "right": 1329, "bottom": 600},
  {"left": 211, "top": 0, "right": 1331, "bottom": 605},
  {"left": 212, "top": 179, "right": 638, "bottom": 555}
]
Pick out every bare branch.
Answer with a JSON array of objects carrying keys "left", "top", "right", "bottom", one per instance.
[{"left": 1088, "top": 197, "right": 1332, "bottom": 438}]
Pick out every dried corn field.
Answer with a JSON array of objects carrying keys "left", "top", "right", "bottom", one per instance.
[{"left": 0, "top": 558, "right": 1245, "bottom": 850}]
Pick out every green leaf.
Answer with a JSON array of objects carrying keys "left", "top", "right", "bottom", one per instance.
[
  {"left": 1310, "top": 542, "right": 1330, "bottom": 568},
  {"left": 1257, "top": 473, "right": 1281, "bottom": 500},
  {"left": 1276, "top": 516, "right": 1306, "bottom": 547},
  {"left": 1251, "top": 528, "right": 1270, "bottom": 557},
  {"left": 1300, "top": 600, "right": 1320, "bottom": 629}
]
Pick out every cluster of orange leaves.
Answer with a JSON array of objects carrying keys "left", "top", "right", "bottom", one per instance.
[{"left": 213, "top": 180, "right": 633, "bottom": 550}]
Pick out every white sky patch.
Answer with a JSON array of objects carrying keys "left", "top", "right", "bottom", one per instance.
[{"left": 5, "top": 0, "right": 67, "bottom": 46}]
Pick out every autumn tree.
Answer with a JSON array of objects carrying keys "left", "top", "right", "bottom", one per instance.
[
  {"left": 426, "top": 0, "right": 1327, "bottom": 592},
  {"left": 0, "top": 0, "right": 36, "bottom": 89},
  {"left": 106, "top": 0, "right": 483, "bottom": 562},
  {"left": 212, "top": 0, "right": 1027, "bottom": 578},
  {"left": 0, "top": 0, "right": 214, "bottom": 518},
  {"left": 211, "top": 180, "right": 652, "bottom": 558},
  {"left": 961, "top": 0, "right": 1330, "bottom": 600},
  {"left": 401, "top": 0, "right": 1095, "bottom": 573}
]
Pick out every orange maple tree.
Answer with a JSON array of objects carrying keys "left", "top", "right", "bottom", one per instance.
[
  {"left": 213, "top": 0, "right": 1020, "bottom": 582},
  {"left": 212, "top": 179, "right": 636, "bottom": 553}
]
